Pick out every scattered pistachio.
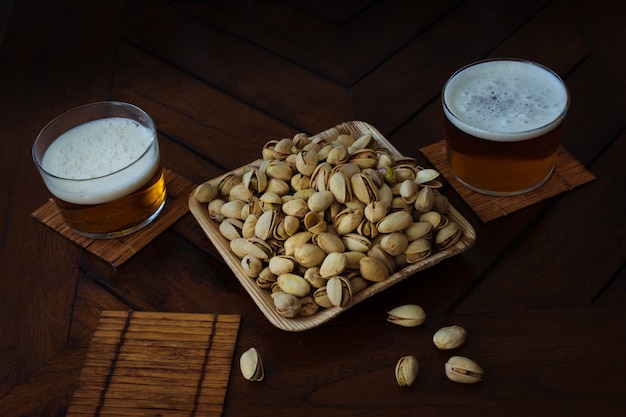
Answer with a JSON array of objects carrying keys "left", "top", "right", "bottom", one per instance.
[
  {"left": 387, "top": 304, "right": 426, "bottom": 327},
  {"left": 395, "top": 355, "right": 419, "bottom": 387},
  {"left": 444, "top": 356, "right": 484, "bottom": 384},
  {"left": 240, "top": 347, "right": 264, "bottom": 381},
  {"left": 433, "top": 325, "right": 467, "bottom": 350}
]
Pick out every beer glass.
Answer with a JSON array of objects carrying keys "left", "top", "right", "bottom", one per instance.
[
  {"left": 33, "top": 101, "right": 167, "bottom": 238},
  {"left": 442, "top": 59, "right": 570, "bottom": 196}
]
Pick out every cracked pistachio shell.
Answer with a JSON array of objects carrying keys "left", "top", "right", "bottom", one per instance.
[
  {"left": 435, "top": 221, "right": 462, "bottom": 250},
  {"left": 387, "top": 304, "right": 426, "bottom": 327},
  {"left": 241, "top": 255, "right": 263, "bottom": 278},
  {"left": 272, "top": 292, "right": 302, "bottom": 317},
  {"left": 326, "top": 276, "right": 352, "bottom": 307},
  {"left": 433, "top": 325, "right": 467, "bottom": 350},
  {"left": 240, "top": 347, "right": 264, "bottom": 381},
  {"left": 395, "top": 355, "right": 419, "bottom": 387},
  {"left": 445, "top": 356, "right": 484, "bottom": 384}
]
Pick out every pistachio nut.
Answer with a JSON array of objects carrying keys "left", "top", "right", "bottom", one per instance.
[
  {"left": 217, "top": 173, "right": 242, "bottom": 196},
  {"left": 328, "top": 171, "right": 352, "bottom": 204},
  {"left": 342, "top": 233, "right": 372, "bottom": 253},
  {"left": 304, "top": 266, "right": 327, "bottom": 288},
  {"left": 303, "top": 211, "right": 327, "bottom": 234},
  {"left": 277, "top": 273, "right": 311, "bottom": 297},
  {"left": 380, "top": 232, "right": 409, "bottom": 257},
  {"left": 444, "top": 356, "right": 484, "bottom": 384},
  {"left": 264, "top": 159, "right": 293, "bottom": 182},
  {"left": 405, "top": 238, "right": 432, "bottom": 264},
  {"left": 256, "top": 266, "right": 277, "bottom": 289},
  {"left": 415, "top": 168, "right": 440, "bottom": 185},
  {"left": 229, "top": 182, "right": 254, "bottom": 202},
  {"left": 433, "top": 325, "right": 467, "bottom": 350},
  {"left": 241, "top": 255, "right": 263, "bottom": 278},
  {"left": 419, "top": 211, "right": 448, "bottom": 231},
  {"left": 319, "top": 252, "right": 347, "bottom": 278},
  {"left": 308, "top": 190, "right": 334, "bottom": 213},
  {"left": 218, "top": 218, "right": 244, "bottom": 241},
  {"left": 294, "top": 243, "right": 326, "bottom": 267},
  {"left": 282, "top": 198, "right": 309, "bottom": 219},
  {"left": 272, "top": 291, "right": 302, "bottom": 317},
  {"left": 296, "top": 149, "right": 318, "bottom": 176},
  {"left": 299, "top": 296, "right": 320, "bottom": 316},
  {"left": 208, "top": 198, "right": 226, "bottom": 222},
  {"left": 242, "top": 167, "right": 267, "bottom": 193},
  {"left": 404, "top": 221, "right": 433, "bottom": 242},
  {"left": 395, "top": 355, "right": 419, "bottom": 387},
  {"left": 326, "top": 144, "right": 349, "bottom": 165},
  {"left": 348, "top": 149, "right": 378, "bottom": 169},
  {"left": 242, "top": 214, "right": 258, "bottom": 238},
  {"left": 268, "top": 255, "right": 298, "bottom": 276},
  {"left": 326, "top": 276, "right": 352, "bottom": 307},
  {"left": 219, "top": 199, "right": 244, "bottom": 220},
  {"left": 359, "top": 255, "right": 390, "bottom": 282},
  {"left": 312, "top": 286, "right": 333, "bottom": 308},
  {"left": 364, "top": 200, "right": 389, "bottom": 223},
  {"left": 413, "top": 186, "right": 435, "bottom": 213},
  {"left": 255, "top": 209, "right": 277, "bottom": 240},
  {"left": 195, "top": 182, "right": 218, "bottom": 203},
  {"left": 399, "top": 179, "right": 418, "bottom": 204},
  {"left": 387, "top": 304, "right": 426, "bottom": 327},
  {"left": 376, "top": 210, "right": 413, "bottom": 234},
  {"left": 313, "top": 232, "right": 346, "bottom": 254},
  {"left": 283, "top": 231, "right": 312, "bottom": 256},
  {"left": 435, "top": 221, "right": 462, "bottom": 250},
  {"left": 240, "top": 347, "right": 264, "bottom": 381},
  {"left": 344, "top": 251, "right": 366, "bottom": 270},
  {"left": 350, "top": 172, "right": 379, "bottom": 205}
]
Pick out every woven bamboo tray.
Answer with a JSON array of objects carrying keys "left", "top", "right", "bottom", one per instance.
[
  {"left": 189, "top": 121, "right": 476, "bottom": 332},
  {"left": 66, "top": 311, "right": 240, "bottom": 417}
]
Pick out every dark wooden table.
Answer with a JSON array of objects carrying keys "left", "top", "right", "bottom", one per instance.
[{"left": 1, "top": 0, "right": 625, "bottom": 416}]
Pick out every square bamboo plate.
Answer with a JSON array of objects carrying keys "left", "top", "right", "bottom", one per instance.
[{"left": 189, "top": 121, "right": 476, "bottom": 332}]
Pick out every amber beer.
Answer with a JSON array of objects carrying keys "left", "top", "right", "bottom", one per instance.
[
  {"left": 33, "top": 102, "right": 166, "bottom": 238},
  {"left": 442, "top": 59, "right": 569, "bottom": 196}
]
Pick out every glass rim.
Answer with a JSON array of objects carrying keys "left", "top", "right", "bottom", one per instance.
[
  {"left": 32, "top": 101, "right": 156, "bottom": 182},
  {"left": 442, "top": 58, "right": 570, "bottom": 140}
]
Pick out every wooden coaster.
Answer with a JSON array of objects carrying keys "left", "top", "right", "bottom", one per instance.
[
  {"left": 66, "top": 311, "right": 241, "bottom": 417},
  {"left": 31, "top": 168, "right": 197, "bottom": 268},
  {"left": 420, "top": 142, "right": 596, "bottom": 222}
]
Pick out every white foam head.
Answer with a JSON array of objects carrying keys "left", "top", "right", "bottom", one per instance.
[
  {"left": 39, "top": 117, "right": 159, "bottom": 204},
  {"left": 443, "top": 59, "right": 569, "bottom": 141}
]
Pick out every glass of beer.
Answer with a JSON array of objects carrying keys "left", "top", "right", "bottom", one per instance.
[
  {"left": 442, "top": 58, "right": 570, "bottom": 196},
  {"left": 32, "top": 101, "right": 167, "bottom": 238}
]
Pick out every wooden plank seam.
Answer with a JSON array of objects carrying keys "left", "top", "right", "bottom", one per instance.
[
  {"left": 191, "top": 313, "right": 218, "bottom": 417},
  {"left": 95, "top": 309, "right": 134, "bottom": 417}
]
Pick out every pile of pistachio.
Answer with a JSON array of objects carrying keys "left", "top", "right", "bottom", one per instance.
[{"left": 195, "top": 131, "right": 463, "bottom": 318}]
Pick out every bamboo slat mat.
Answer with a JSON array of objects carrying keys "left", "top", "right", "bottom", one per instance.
[
  {"left": 420, "top": 142, "right": 596, "bottom": 222},
  {"left": 31, "top": 168, "right": 197, "bottom": 268},
  {"left": 66, "top": 311, "right": 241, "bottom": 417}
]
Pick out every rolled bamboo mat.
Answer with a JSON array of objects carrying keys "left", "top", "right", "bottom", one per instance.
[
  {"left": 420, "top": 142, "right": 596, "bottom": 222},
  {"left": 31, "top": 168, "right": 197, "bottom": 268},
  {"left": 66, "top": 311, "right": 241, "bottom": 417}
]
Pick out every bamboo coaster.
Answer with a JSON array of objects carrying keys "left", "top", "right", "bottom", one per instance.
[
  {"left": 31, "top": 168, "right": 197, "bottom": 268},
  {"left": 420, "top": 142, "right": 596, "bottom": 222},
  {"left": 66, "top": 311, "right": 241, "bottom": 417}
]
